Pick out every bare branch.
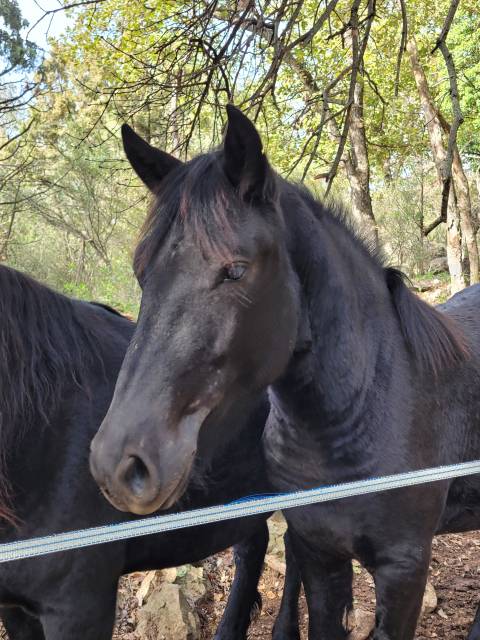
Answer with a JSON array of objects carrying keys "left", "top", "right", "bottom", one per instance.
[
  {"left": 431, "top": 0, "right": 460, "bottom": 54},
  {"left": 325, "top": 0, "right": 375, "bottom": 196},
  {"left": 0, "top": 118, "right": 36, "bottom": 155},
  {"left": 286, "top": 0, "right": 340, "bottom": 50},
  {"left": 26, "top": 0, "right": 107, "bottom": 40},
  {"left": 394, "top": 0, "right": 407, "bottom": 97},
  {"left": 423, "top": 212, "right": 447, "bottom": 236},
  {"left": 432, "top": 0, "right": 463, "bottom": 224}
]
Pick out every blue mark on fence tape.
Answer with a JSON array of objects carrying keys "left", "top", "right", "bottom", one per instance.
[{"left": 228, "top": 493, "right": 284, "bottom": 504}]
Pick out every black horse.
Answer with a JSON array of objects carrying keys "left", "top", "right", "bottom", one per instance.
[
  {"left": 0, "top": 264, "right": 299, "bottom": 640},
  {"left": 90, "top": 105, "right": 480, "bottom": 640}
]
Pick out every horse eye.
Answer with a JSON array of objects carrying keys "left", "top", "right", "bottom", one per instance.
[{"left": 223, "top": 262, "right": 247, "bottom": 282}]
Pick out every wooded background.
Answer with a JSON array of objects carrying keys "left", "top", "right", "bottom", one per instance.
[{"left": 1, "top": 0, "right": 479, "bottom": 314}]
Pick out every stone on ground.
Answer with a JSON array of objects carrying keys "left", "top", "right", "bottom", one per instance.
[
  {"left": 136, "top": 582, "right": 200, "bottom": 640},
  {"left": 422, "top": 580, "right": 437, "bottom": 615},
  {"left": 347, "top": 608, "right": 375, "bottom": 640}
]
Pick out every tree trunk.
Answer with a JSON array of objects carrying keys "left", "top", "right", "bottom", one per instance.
[
  {"left": 474, "top": 169, "right": 480, "bottom": 230},
  {"left": 407, "top": 37, "right": 465, "bottom": 292},
  {"left": 452, "top": 148, "right": 479, "bottom": 283},
  {"left": 436, "top": 110, "right": 480, "bottom": 283},
  {"left": 346, "top": 77, "right": 378, "bottom": 246},
  {"left": 446, "top": 190, "right": 464, "bottom": 293},
  {"left": 418, "top": 165, "right": 425, "bottom": 274},
  {"left": 0, "top": 208, "right": 16, "bottom": 262},
  {"left": 324, "top": 78, "right": 377, "bottom": 247}
]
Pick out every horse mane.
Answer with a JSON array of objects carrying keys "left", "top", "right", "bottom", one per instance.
[
  {"left": 289, "top": 186, "right": 469, "bottom": 375},
  {"left": 89, "top": 301, "right": 125, "bottom": 317},
  {"left": 0, "top": 266, "right": 109, "bottom": 524},
  {"left": 385, "top": 268, "right": 469, "bottom": 375}
]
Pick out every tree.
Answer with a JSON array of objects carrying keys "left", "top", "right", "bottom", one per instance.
[
  {"left": 2, "top": 0, "right": 480, "bottom": 302},
  {"left": 407, "top": 37, "right": 464, "bottom": 292},
  {"left": 0, "top": 0, "right": 39, "bottom": 130},
  {"left": 0, "top": 0, "right": 37, "bottom": 74},
  {"left": 406, "top": 0, "right": 479, "bottom": 291}
]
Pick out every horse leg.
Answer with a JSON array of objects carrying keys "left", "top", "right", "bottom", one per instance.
[
  {"left": 40, "top": 608, "right": 116, "bottom": 640},
  {"left": 467, "top": 603, "right": 480, "bottom": 640},
  {"left": 213, "top": 521, "right": 268, "bottom": 640},
  {"left": 289, "top": 530, "right": 352, "bottom": 640},
  {"left": 272, "top": 529, "right": 302, "bottom": 640},
  {"left": 39, "top": 589, "right": 117, "bottom": 640},
  {"left": 372, "top": 543, "right": 431, "bottom": 640},
  {"left": 1, "top": 608, "right": 45, "bottom": 640}
]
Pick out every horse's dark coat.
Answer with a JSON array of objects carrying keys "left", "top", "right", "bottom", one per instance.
[
  {"left": 0, "top": 264, "right": 297, "bottom": 640},
  {"left": 94, "top": 106, "right": 480, "bottom": 640}
]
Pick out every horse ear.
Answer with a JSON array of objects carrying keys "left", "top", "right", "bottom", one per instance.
[
  {"left": 121, "top": 124, "right": 182, "bottom": 193},
  {"left": 223, "top": 105, "right": 273, "bottom": 202}
]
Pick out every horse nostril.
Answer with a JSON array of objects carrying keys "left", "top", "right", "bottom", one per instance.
[{"left": 122, "top": 455, "right": 151, "bottom": 498}]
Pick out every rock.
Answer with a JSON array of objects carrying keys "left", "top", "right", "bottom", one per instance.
[
  {"left": 414, "top": 279, "right": 438, "bottom": 292},
  {"left": 265, "top": 553, "right": 287, "bottom": 575},
  {"left": 347, "top": 608, "right": 375, "bottom": 640},
  {"left": 422, "top": 580, "right": 437, "bottom": 615},
  {"left": 267, "top": 512, "right": 288, "bottom": 560},
  {"left": 136, "top": 582, "right": 200, "bottom": 640},
  {"left": 175, "top": 564, "right": 209, "bottom": 605},
  {"left": 428, "top": 256, "right": 449, "bottom": 274},
  {"left": 161, "top": 567, "right": 178, "bottom": 584}
]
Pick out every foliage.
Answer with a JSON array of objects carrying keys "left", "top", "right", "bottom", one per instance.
[
  {"left": 0, "top": 0, "right": 37, "bottom": 75},
  {"left": 0, "top": 0, "right": 479, "bottom": 305}
]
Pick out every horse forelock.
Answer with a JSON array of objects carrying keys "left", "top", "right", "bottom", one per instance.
[{"left": 134, "top": 153, "right": 262, "bottom": 281}]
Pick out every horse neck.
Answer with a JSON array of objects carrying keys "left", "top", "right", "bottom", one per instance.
[
  {"left": 0, "top": 281, "right": 132, "bottom": 528},
  {"left": 269, "top": 198, "right": 408, "bottom": 475},
  {"left": 194, "top": 392, "right": 269, "bottom": 475}
]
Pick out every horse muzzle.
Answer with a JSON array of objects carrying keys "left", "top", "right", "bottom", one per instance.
[{"left": 89, "top": 408, "right": 210, "bottom": 515}]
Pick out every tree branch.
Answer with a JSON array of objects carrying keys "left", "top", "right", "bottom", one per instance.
[
  {"left": 432, "top": 0, "right": 463, "bottom": 224},
  {"left": 423, "top": 213, "right": 447, "bottom": 236},
  {"left": 26, "top": 0, "right": 107, "bottom": 40},
  {"left": 394, "top": 0, "right": 407, "bottom": 97},
  {"left": 325, "top": 0, "right": 375, "bottom": 196},
  {"left": 431, "top": 0, "right": 460, "bottom": 54}
]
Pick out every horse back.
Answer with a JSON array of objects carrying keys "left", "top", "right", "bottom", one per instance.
[{"left": 439, "top": 284, "right": 480, "bottom": 355}]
